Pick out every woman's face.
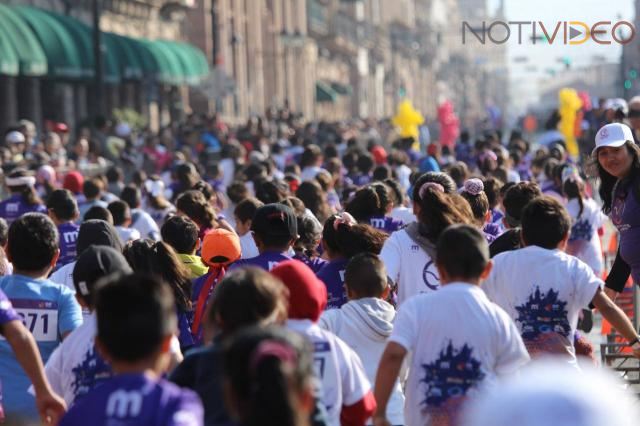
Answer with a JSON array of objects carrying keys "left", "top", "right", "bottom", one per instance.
[{"left": 597, "top": 145, "right": 634, "bottom": 178}]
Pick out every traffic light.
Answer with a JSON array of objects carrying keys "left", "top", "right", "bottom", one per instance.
[
  {"left": 625, "top": 80, "right": 632, "bottom": 90},
  {"left": 629, "top": 69, "right": 638, "bottom": 79}
]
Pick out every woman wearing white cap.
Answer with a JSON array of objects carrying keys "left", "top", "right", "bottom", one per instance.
[
  {"left": 0, "top": 169, "right": 47, "bottom": 224},
  {"left": 593, "top": 122, "right": 640, "bottom": 298}
]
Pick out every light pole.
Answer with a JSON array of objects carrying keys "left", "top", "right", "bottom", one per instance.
[{"left": 92, "top": 0, "right": 104, "bottom": 117}]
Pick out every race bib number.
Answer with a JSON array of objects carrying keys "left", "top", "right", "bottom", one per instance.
[{"left": 11, "top": 300, "right": 59, "bottom": 342}]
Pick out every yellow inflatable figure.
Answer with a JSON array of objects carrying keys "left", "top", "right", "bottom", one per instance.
[
  {"left": 558, "top": 88, "right": 583, "bottom": 158},
  {"left": 392, "top": 100, "right": 424, "bottom": 143}
]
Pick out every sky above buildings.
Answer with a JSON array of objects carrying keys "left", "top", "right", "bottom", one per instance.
[{"left": 484, "top": 0, "right": 634, "bottom": 113}]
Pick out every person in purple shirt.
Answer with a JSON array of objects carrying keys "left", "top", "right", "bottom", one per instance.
[
  {"left": 229, "top": 204, "right": 297, "bottom": 272},
  {"left": 60, "top": 273, "right": 203, "bottom": 426},
  {"left": 346, "top": 182, "right": 404, "bottom": 234},
  {"left": 317, "top": 213, "right": 386, "bottom": 309},
  {"left": 0, "top": 169, "right": 47, "bottom": 225},
  {"left": 46, "top": 190, "right": 80, "bottom": 271}
]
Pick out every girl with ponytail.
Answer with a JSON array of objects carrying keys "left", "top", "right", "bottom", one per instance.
[
  {"left": 176, "top": 189, "right": 220, "bottom": 240},
  {"left": 561, "top": 167, "right": 607, "bottom": 276},
  {"left": 223, "top": 326, "right": 315, "bottom": 426},
  {"left": 0, "top": 168, "right": 46, "bottom": 224},
  {"left": 380, "top": 172, "right": 473, "bottom": 305},
  {"left": 345, "top": 182, "right": 404, "bottom": 234},
  {"left": 317, "top": 213, "right": 386, "bottom": 309},
  {"left": 460, "top": 178, "right": 498, "bottom": 243},
  {"left": 123, "top": 239, "right": 195, "bottom": 352}
]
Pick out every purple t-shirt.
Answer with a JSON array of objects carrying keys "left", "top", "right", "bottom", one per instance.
[
  {"left": 229, "top": 251, "right": 292, "bottom": 271},
  {"left": 60, "top": 373, "right": 203, "bottom": 426},
  {"left": 610, "top": 178, "right": 640, "bottom": 282},
  {"left": 0, "top": 289, "right": 19, "bottom": 326},
  {"left": 56, "top": 222, "right": 80, "bottom": 270},
  {"left": 369, "top": 216, "right": 404, "bottom": 234},
  {"left": 316, "top": 259, "right": 349, "bottom": 310},
  {"left": 293, "top": 253, "right": 327, "bottom": 273},
  {"left": 0, "top": 195, "right": 47, "bottom": 224}
]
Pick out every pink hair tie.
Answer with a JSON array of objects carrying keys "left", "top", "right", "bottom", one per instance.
[
  {"left": 249, "top": 340, "right": 297, "bottom": 375},
  {"left": 479, "top": 150, "right": 498, "bottom": 163},
  {"left": 418, "top": 181, "right": 445, "bottom": 200},
  {"left": 333, "top": 212, "right": 357, "bottom": 230},
  {"left": 463, "top": 178, "right": 484, "bottom": 196}
]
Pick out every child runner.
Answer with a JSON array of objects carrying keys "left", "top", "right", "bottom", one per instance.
[
  {"left": 482, "top": 196, "right": 640, "bottom": 361},
  {"left": 459, "top": 178, "right": 497, "bottom": 243},
  {"left": 319, "top": 253, "right": 404, "bottom": 425},
  {"left": 120, "top": 185, "right": 161, "bottom": 241},
  {"left": 374, "top": 224, "right": 530, "bottom": 426},
  {"left": 272, "top": 260, "right": 376, "bottom": 426},
  {"left": 107, "top": 200, "right": 141, "bottom": 244},
  {"left": 0, "top": 213, "right": 83, "bottom": 416},
  {"left": 229, "top": 204, "right": 297, "bottom": 271},
  {"left": 59, "top": 273, "right": 203, "bottom": 426},
  {"left": 317, "top": 213, "right": 386, "bottom": 309},
  {"left": 223, "top": 326, "right": 316, "bottom": 426},
  {"left": 234, "top": 197, "right": 263, "bottom": 259},
  {"left": 161, "top": 216, "right": 209, "bottom": 279},
  {"left": 346, "top": 183, "right": 403, "bottom": 234},
  {"left": 380, "top": 172, "right": 473, "bottom": 305},
  {"left": 171, "top": 267, "right": 288, "bottom": 425},
  {"left": 0, "top": 169, "right": 47, "bottom": 224},
  {"left": 191, "top": 229, "right": 241, "bottom": 345},
  {"left": 46, "top": 189, "right": 80, "bottom": 271}
]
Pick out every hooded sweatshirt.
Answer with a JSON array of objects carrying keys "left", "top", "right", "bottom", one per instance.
[
  {"left": 319, "top": 298, "right": 405, "bottom": 426},
  {"left": 271, "top": 260, "right": 376, "bottom": 426}
]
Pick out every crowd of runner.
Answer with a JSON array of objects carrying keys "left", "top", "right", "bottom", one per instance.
[{"left": 0, "top": 98, "right": 639, "bottom": 426}]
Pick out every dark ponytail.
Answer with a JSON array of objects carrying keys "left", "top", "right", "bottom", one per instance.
[
  {"left": 123, "top": 239, "right": 192, "bottom": 311},
  {"left": 176, "top": 190, "right": 218, "bottom": 230},
  {"left": 562, "top": 178, "right": 585, "bottom": 218},
  {"left": 323, "top": 215, "right": 386, "bottom": 258},
  {"left": 223, "top": 326, "right": 314, "bottom": 426}
]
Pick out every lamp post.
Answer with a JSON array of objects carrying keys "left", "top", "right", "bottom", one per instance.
[{"left": 92, "top": 0, "right": 104, "bottom": 117}]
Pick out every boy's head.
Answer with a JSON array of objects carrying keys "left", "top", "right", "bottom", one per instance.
[
  {"left": 209, "top": 267, "right": 287, "bottom": 336},
  {"left": 120, "top": 185, "right": 141, "bottom": 209},
  {"left": 521, "top": 196, "right": 571, "bottom": 250},
  {"left": 73, "top": 246, "right": 132, "bottom": 309},
  {"left": 46, "top": 189, "right": 79, "bottom": 223},
  {"left": 502, "top": 182, "right": 542, "bottom": 228},
  {"left": 107, "top": 200, "right": 131, "bottom": 227},
  {"left": 77, "top": 219, "right": 123, "bottom": 255},
  {"left": 83, "top": 206, "right": 114, "bottom": 224},
  {"left": 436, "top": 224, "right": 491, "bottom": 284},
  {"left": 7, "top": 213, "right": 59, "bottom": 274},
  {"left": 161, "top": 215, "right": 200, "bottom": 255},
  {"left": 234, "top": 197, "right": 264, "bottom": 236},
  {"left": 250, "top": 204, "right": 298, "bottom": 252},
  {"left": 344, "top": 253, "right": 389, "bottom": 300},
  {"left": 201, "top": 228, "right": 241, "bottom": 267},
  {"left": 83, "top": 178, "right": 102, "bottom": 200},
  {"left": 94, "top": 273, "right": 177, "bottom": 369}
]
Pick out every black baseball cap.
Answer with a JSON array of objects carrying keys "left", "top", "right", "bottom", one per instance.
[
  {"left": 250, "top": 203, "right": 298, "bottom": 238},
  {"left": 73, "top": 246, "right": 132, "bottom": 303}
]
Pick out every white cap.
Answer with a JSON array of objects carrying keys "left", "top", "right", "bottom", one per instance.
[
  {"left": 603, "top": 98, "right": 629, "bottom": 115},
  {"left": 592, "top": 123, "right": 634, "bottom": 156},
  {"left": 5, "top": 131, "right": 25, "bottom": 144},
  {"left": 461, "top": 358, "right": 640, "bottom": 426}
]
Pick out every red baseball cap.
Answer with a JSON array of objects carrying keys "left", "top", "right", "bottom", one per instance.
[{"left": 271, "top": 259, "right": 327, "bottom": 322}]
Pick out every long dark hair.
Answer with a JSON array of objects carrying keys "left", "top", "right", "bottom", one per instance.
[
  {"left": 295, "top": 181, "right": 331, "bottom": 224},
  {"left": 563, "top": 178, "right": 585, "bottom": 218},
  {"left": 345, "top": 182, "right": 392, "bottom": 223},
  {"left": 322, "top": 215, "right": 386, "bottom": 258},
  {"left": 122, "top": 239, "right": 192, "bottom": 311},
  {"left": 176, "top": 190, "right": 218, "bottom": 229},
  {"left": 595, "top": 141, "right": 640, "bottom": 213},
  {"left": 412, "top": 172, "right": 473, "bottom": 242}
]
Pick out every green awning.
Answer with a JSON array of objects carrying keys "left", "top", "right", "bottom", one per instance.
[
  {"left": 331, "top": 81, "right": 352, "bottom": 96},
  {"left": 105, "top": 33, "right": 144, "bottom": 80},
  {"left": 153, "top": 40, "right": 209, "bottom": 85},
  {"left": 11, "top": 5, "right": 87, "bottom": 78},
  {"left": 0, "top": 4, "right": 47, "bottom": 76},
  {"left": 0, "top": 26, "right": 19, "bottom": 76},
  {"left": 316, "top": 81, "right": 337, "bottom": 103},
  {"left": 140, "top": 39, "right": 184, "bottom": 85}
]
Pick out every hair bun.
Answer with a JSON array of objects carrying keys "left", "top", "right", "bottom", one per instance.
[{"left": 463, "top": 178, "right": 484, "bottom": 196}]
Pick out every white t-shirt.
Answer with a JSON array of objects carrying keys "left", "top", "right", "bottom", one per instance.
[
  {"left": 287, "top": 319, "right": 372, "bottom": 426},
  {"left": 390, "top": 206, "right": 415, "bottom": 225},
  {"left": 42, "top": 314, "right": 182, "bottom": 406},
  {"left": 482, "top": 246, "right": 602, "bottom": 362},
  {"left": 390, "top": 283, "right": 529, "bottom": 426},
  {"left": 566, "top": 198, "right": 606, "bottom": 275},
  {"left": 50, "top": 261, "right": 75, "bottom": 291},
  {"left": 131, "top": 208, "right": 161, "bottom": 241},
  {"left": 380, "top": 229, "right": 440, "bottom": 306},
  {"left": 239, "top": 232, "right": 259, "bottom": 259},
  {"left": 115, "top": 226, "right": 141, "bottom": 245}
]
